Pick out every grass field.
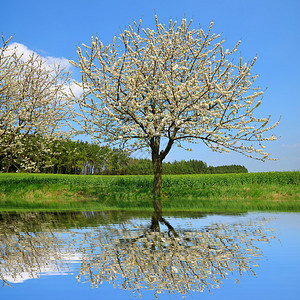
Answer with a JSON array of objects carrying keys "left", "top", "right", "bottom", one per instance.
[{"left": 0, "top": 172, "right": 299, "bottom": 212}]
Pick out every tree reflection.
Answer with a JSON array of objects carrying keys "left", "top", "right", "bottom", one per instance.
[
  {"left": 0, "top": 213, "right": 78, "bottom": 286},
  {"left": 0, "top": 211, "right": 276, "bottom": 297},
  {"left": 77, "top": 209, "right": 275, "bottom": 297}
]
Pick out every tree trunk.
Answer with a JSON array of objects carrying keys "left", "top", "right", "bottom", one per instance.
[
  {"left": 150, "top": 213, "right": 160, "bottom": 232},
  {"left": 5, "top": 155, "right": 13, "bottom": 173},
  {"left": 152, "top": 155, "right": 162, "bottom": 195},
  {"left": 152, "top": 154, "right": 163, "bottom": 213}
]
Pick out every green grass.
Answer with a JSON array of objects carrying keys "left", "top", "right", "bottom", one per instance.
[{"left": 0, "top": 172, "right": 299, "bottom": 212}]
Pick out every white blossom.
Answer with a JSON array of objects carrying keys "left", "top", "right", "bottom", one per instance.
[
  {"left": 0, "top": 35, "right": 72, "bottom": 172},
  {"left": 69, "top": 15, "right": 279, "bottom": 164}
]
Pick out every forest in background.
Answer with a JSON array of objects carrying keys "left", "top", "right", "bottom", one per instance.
[{"left": 0, "top": 138, "right": 247, "bottom": 175}]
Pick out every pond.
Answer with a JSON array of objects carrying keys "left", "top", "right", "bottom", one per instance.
[{"left": 0, "top": 211, "right": 299, "bottom": 299}]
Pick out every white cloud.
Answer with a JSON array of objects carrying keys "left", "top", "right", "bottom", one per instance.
[
  {"left": 3, "top": 42, "right": 83, "bottom": 98},
  {"left": 6, "top": 42, "right": 72, "bottom": 70},
  {"left": 66, "top": 81, "right": 84, "bottom": 98},
  {"left": 281, "top": 143, "right": 300, "bottom": 149}
]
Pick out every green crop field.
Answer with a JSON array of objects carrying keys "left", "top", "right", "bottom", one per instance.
[{"left": 0, "top": 172, "right": 299, "bottom": 212}]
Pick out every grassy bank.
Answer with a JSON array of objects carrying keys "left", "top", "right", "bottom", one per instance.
[{"left": 0, "top": 172, "right": 299, "bottom": 212}]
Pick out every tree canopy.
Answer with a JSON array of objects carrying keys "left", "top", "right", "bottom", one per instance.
[
  {"left": 70, "top": 16, "right": 279, "bottom": 197},
  {"left": 0, "top": 35, "right": 71, "bottom": 172}
]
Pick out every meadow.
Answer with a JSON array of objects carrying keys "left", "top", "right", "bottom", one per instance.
[{"left": 0, "top": 172, "right": 299, "bottom": 212}]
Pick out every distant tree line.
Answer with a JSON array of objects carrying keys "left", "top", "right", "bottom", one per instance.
[
  {"left": 0, "top": 137, "right": 126, "bottom": 175},
  {"left": 124, "top": 158, "right": 247, "bottom": 175},
  {"left": 0, "top": 138, "right": 247, "bottom": 175}
]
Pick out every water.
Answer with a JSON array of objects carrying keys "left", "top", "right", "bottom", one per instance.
[{"left": 0, "top": 211, "right": 299, "bottom": 299}]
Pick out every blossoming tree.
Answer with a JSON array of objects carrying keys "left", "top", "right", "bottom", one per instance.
[
  {"left": 0, "top": 35, "right": 71, "bottom": 172},
  {"left": 70, "top": 16, "right": 279, "bottom": 201}
]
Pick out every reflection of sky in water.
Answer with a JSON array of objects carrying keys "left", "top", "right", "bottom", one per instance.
[
  {"left": 0, "top": 212, "right": 299, "bottom": 300},
  {"left": 2, "top": 252, "right": 82, "bottom": 283}
]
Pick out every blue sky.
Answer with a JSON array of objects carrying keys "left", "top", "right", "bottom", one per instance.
[{"left": 1, "top": 0, "right": 299, "bottom": 172}]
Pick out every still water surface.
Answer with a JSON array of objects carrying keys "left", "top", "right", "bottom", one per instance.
[{"left": 0, "top": 211, "right": 299, "bottom": 299}]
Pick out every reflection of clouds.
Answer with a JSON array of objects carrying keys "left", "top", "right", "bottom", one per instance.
[
  {"left": 0, "top": 218, "right": 83, "bottom": 287},
  {"left": 1, "top": 252, "right": 82, "bottom": 283},
  {"left": 2, "top": 271, "right": 69, "bottom": 284}
]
